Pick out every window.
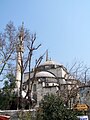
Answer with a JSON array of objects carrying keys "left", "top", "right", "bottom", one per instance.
[{"left": 33, "top": 84, "right": 36, "bottom": 92}]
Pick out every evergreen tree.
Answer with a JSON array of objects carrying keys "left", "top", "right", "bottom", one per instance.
[
  {"left": 36, "top": 94, "right": 81, "bottom": 120},
  {"left": 0, "top": 73, "right": 17, "bottom": 109}
]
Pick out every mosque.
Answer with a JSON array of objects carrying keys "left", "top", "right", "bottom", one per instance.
[
  {"left": 15, "top": 29, "right": 81, "bottom": 108},
  {"left": 23, "top": 58, "right": 81, "bottom": 108}
]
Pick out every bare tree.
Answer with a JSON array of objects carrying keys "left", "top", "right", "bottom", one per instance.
[
  {"left": 23, "top": 34, "right": 46, "bottom": 109},
  {"left": 0, "top": 21, "right": 16, "bottom": 77},
  {"left": 0, "top": 22, "right": 44, "bottom": 109},
  {"left": 58, "top": 61, "right": 90, "bottom": 108},
  {"left": 15, "top": 25, "right": 46, "bottom": 109}
]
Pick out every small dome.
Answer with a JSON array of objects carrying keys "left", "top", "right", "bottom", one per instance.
[
  {"left": 40, "top": 60, "right": 61, "bottom": 66},
  {"left": 60, "top": 79, "right": 66, "bottom": 84},
  {"left": 35, "top": 71, "right": 55, "bottom": 78}
]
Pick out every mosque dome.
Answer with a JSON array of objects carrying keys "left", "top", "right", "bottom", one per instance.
[
  {"left": 60, "top": 79, "right": 66, "bottom": 84},
  {"left": 39, "top": 60, "right": 61, "bottom": 67}
]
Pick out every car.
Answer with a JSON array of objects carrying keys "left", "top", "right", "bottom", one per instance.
[{"left": 77, "top": 115, "right": 89, "bottom": 120}]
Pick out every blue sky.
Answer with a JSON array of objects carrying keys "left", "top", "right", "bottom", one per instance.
[{"left": 0, "top": 0, "right": 90, "bottom": 67}]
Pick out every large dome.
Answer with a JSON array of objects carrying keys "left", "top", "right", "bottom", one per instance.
[{"left": 40, "top": 60, "right": 61, "bottom": 66}]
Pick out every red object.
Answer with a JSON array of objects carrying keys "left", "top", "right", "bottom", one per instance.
[{"left": 0, "top": 115, "right": 10, "bottom": 120}]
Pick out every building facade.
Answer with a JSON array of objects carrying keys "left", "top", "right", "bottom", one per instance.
[{"left": 24, "top": 59, "right": 81, "bottom": 107}]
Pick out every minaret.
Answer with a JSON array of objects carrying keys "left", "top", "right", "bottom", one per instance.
[
  {"left": 46, "top": 49, "right": 48, "bottom": 61},
  {"left": 16, "top": 23, "right": 24, "bottom": 93}
]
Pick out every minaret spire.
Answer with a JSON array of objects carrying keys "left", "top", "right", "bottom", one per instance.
[{"left": 46, "top": 49, "right": 48, "bottom": 61}]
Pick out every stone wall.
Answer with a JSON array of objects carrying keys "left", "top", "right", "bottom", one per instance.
[{"left": 0, "top": 109, "right": 36, "bottom": 120}]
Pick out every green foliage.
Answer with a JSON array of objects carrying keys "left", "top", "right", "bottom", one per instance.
[
  {"left": 0, "top": 73, "right": 17, "bottom": 110},
  {"left": 36, "top": 94, "right": 79, "bottom": 120},
  {"left": 18, "top": 111, "right": 32, "bottom": 120}
]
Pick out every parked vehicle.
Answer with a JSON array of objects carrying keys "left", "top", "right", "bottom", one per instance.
[
  {"left": 0, "top": 115, "right": 10, "bottom": 120},
  {"left": 77, "top": 115, "right": 89, "bottom": 120}
]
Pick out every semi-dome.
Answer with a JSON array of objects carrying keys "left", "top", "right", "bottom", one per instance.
[{"left": 35, "top": 71, "right": 55, "bottom": 78}]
